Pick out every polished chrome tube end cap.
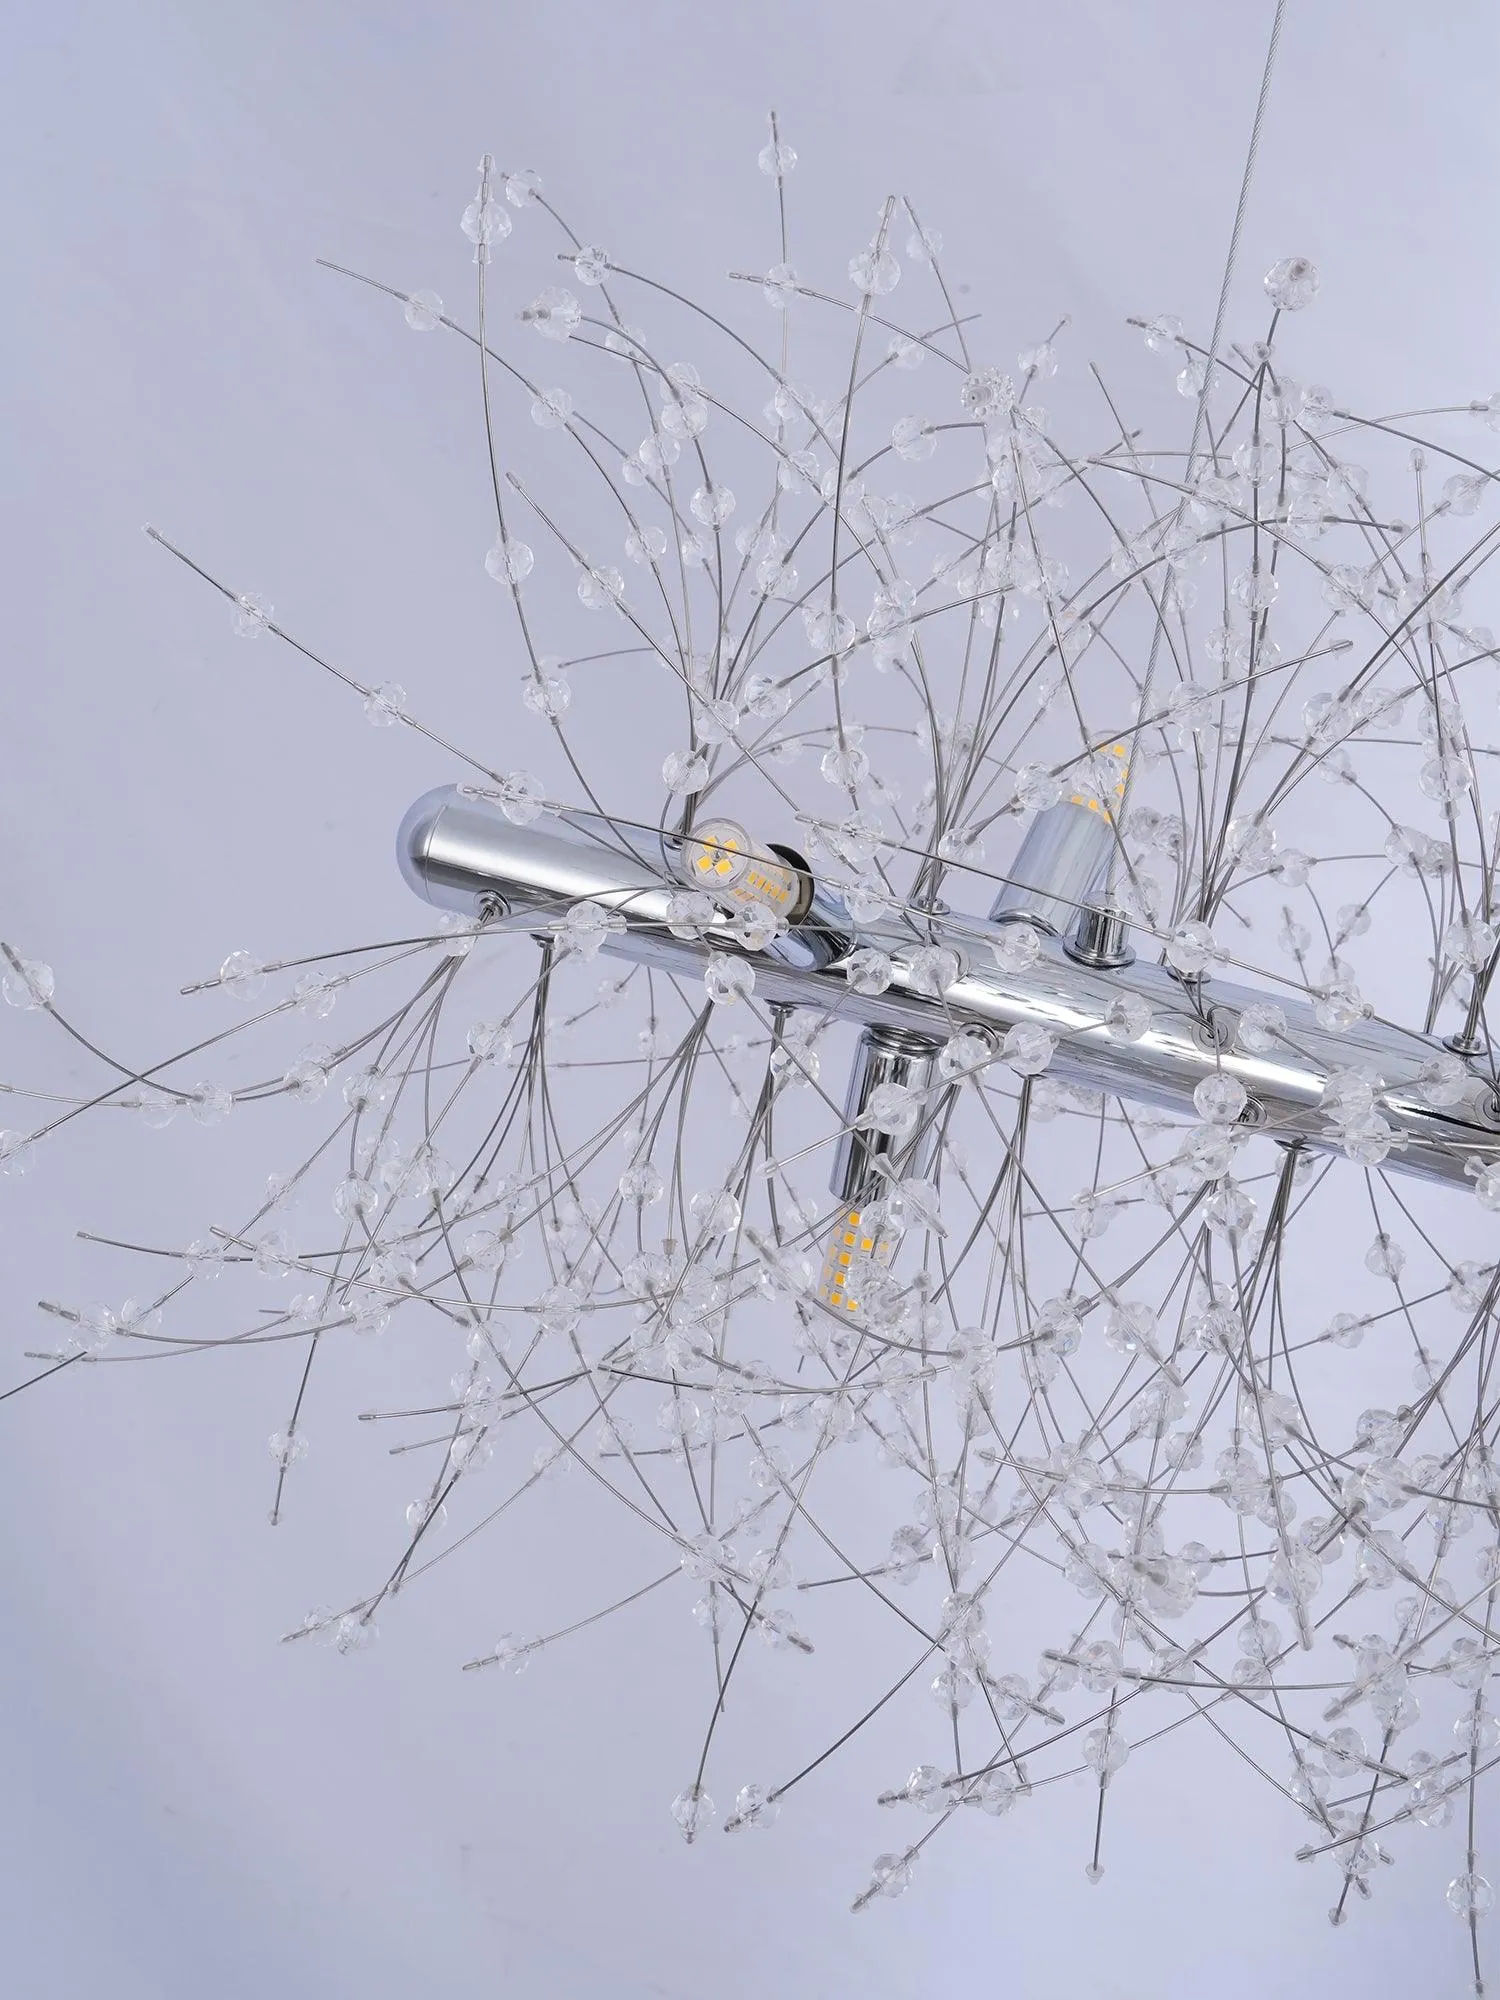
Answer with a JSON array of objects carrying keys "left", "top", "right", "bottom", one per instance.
[{"left": 396, "top": 785, "right": 466, "bottom": 908}]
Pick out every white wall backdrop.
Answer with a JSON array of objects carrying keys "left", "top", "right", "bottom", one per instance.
[{"left": 2, "top": 4, "right": 1497, "bottom": 1995}]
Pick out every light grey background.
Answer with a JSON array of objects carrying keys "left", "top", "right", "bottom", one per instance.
[{"left": 2, "top": 4, "right": 1496, "bottom": 1995}]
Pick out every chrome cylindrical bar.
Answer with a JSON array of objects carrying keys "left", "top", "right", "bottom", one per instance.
[
  {"left": 399, "top": 786, "right": 1500, "bottom": 1191},
  {"left": 399, "top": 786, "right": 684, "bottom": 926}
]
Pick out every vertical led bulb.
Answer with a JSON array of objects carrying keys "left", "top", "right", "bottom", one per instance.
[
  {"left": 819, "top": 1025, "right": 942, "bottom": 1314},
  {"left": 818, "top": 1205, "right": 897, "bottom": 1314}
]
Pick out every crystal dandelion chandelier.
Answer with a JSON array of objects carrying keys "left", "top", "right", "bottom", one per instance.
[{"left": 7, "top": 74, "right": 1500, "bottom": 1989}]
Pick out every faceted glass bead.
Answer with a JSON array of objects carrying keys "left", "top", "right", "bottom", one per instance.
[
  {"left": 763, "top": 263, "right": 798, "bottom": 309},
  {"left": 689, "top": 1188, "right": 741, "bottom": 1238},
  {"left": 253, "top": 1228, "right": 295, "bottom": 1278},
  {"left": 521, "top": 288, "right": 581, "bottom": 340},
  {"left": 463, "top": 1229, "right": 509, "bottom": 1274},
  {"left": 363, "top": 681, "right": 406, "bottom": 727},
  {"left": 1018, "top": 342, "right": 1057, "bottom": 380},
  {"left": 732, "top": 1782, "right": 780, "bottom": 1829},
  {"left": 187, "top": 1081, "right": 232, "bottom": 1126},
  {"left": 502, "top": 167, "right": 541, "bottom": 207},
  {"left": 619, "top": 1160, "right": 665, "bottom": 1205},
  {"left": 891, "top": 415, "right": 937, "bottom": 462},
  {"left": 662, "top": 749, "right": 710, "bottom": 795},
  {"left": 403, "top": 289, "right": 443, "bottom": 331},
  {"left": 530, "top": 387, "right": 573, "bottom": 430},
  {"left": 1447, "top": 1872, "right": 1496, "bottom": 1918},
  {"left": 577, "top": 567, "right": 624, "bottom": 611},
  {"left": 1194, "top": 1074, "right": 1247, "bottom": 1125},
  {"left": 804, "top": 605, "right": 856, "bottom": 655},
  {"left": 292, "top": 972, "right": 338, "bottom": 1020},
  {"left": 1444, "top": 915, "right": 1497, "bottom": 970},
  {"left": 1083, "top": 1724, "right": 1128, "bottom": 1777},
  {"left": 704, "top": 955, "right": 754, "bottom": 1006},
  {"left": 492, "top": 772, "right": 546, "bottom": 825},
  {"left": 938, "top": 1029, "right": 992, "bottom": 1081},
  {"left": 467, "top": 1020, "right": 515, "bottom": 1066},
  {"left": 1105, "top": 992, "right": 1151, "bottom": 1042},
  {"left": 460, "top": 196, "right": 510, "bottom": 251},
  {"left": 522, "top": 670, "right": 570, "bottom": 718},
  {"left": 1104, "top": 1300, "right": 1156, "bottom": 1354},
  {"left": 1264, "top": 256, "right": 1319, "bottom": 310},
  {"left": 231, "top": 592, "right": 271, "bottom": 636},
  {"left": 821, "top": 738, "right": 869, "bottom": 787},
  {"left": 485, "top": 538, "right": 535, "bottom": 586},
  {"left": 849, "top": 248, "right": 900, "bottom": 296},
  {"left": 556, "top": 901, "right": 626, "bottom": 961},
  {"left": 1325, "top": 1312, "right": 1367, "bottom": 1349},
  {"left": 691, "top": 484, "right": 736, "bottom": 528},
  {"left": 869, "top": 1852, "right": 914, "bottom": 1898},
  {"left": 906, "top": 946, "right": 960, "bottom": 997},
  {"left": 333, "top": 1176, "right": 379, "bottom": 1224},
  {"left": 757, "top": 140, "right": 797, "bottom": 178},
  {"left": 268, "top": 1429, "right": 308, "bottom": 1468},
  {"left": 2, "top": 956, "right": 53, "bottom": 1009},
  {"left": 1003, "top": 1023, "right": 1056, "bottom": 1076},
  {"left": 1365, "top": 1232, "right": 1406, "bottom": 1281},
  {"left": 218, "top": 950, "right": 265, "bottom": 999},
  {"left": 1231, "top": 566, "right": 1278, "bottom": 611},
  {"left": 670, "top": 1786, "right": 716, "bottom": 1841},
  {"left": 624, "top": 525, "right": 668, "bottom": 566},
  {"left": 1443, "top": 472, "right": 1485, "bottom": 515},
  {"left": 843, "top": 948, "right": 894, "bottom": 995}
]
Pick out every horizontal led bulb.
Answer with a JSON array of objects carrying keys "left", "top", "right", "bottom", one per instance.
[{"left": 677, "top": 817, "right": 812, "bottom": 926}]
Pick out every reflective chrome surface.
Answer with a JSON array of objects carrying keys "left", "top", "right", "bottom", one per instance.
[
  {"left": 1065, "top": 901, "right": 1136, "bottom": 970},
  {"left": 830, "top": 1024, "right": 944, "bottom": 1204},
  {"left": 988, "top": 798, "right": 1116, "bottom": 934},
  {"left": 400, "top": 785, "right": 1500, "bottom": 1190}
]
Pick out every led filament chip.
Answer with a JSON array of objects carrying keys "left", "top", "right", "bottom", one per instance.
[{"left": 677, "top": 817, "right": 813, "bottom": 926}]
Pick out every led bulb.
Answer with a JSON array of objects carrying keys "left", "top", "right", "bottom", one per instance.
[
  {"left": 677, "top": 817, "right": 812, "bottom": 925},
  {"left": 817, "top": 1205, "right": 896, "bottom": 1313}
]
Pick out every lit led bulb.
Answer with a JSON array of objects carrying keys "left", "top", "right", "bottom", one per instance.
[
  {"left": 676, "top": 817, "right": 812, "bottom": 926},
  {"left": 817, "top": 1205, "right": 897, "bottom": 1312},
  {"left": 820, "top": 1025, "right": 941, "bottom": 1313}
]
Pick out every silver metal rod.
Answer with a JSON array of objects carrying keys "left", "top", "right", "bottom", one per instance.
[{"left": 399, "top": 786, "right": 1500, "bottom": 1190}]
